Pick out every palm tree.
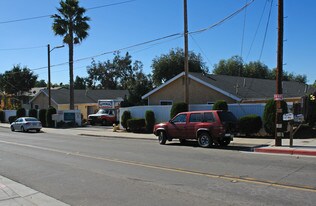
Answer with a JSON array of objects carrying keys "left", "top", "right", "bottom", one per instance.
[{"left": 52, "top": 0, "right": 90, "bottom": 110}]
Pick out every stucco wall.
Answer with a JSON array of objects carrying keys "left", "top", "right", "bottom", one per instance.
[
  {"left": 31, "top": 93, "right": 58, "bottom": 109},
  {"left": 148, "top": 77, "right": 235, "bottom": 105}
]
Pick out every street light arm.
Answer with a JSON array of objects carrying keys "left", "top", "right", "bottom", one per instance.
[{"left": 50, "top": 45, "right": 64, "bottom": 52}]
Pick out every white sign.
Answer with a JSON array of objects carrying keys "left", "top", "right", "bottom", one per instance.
[{"left": 283, "top": 113, "right": 294, "bottom": 121}]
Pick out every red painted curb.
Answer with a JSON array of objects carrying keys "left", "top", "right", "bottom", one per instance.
[{"left": 254, "top": 148, "right": 316, "bottom": 156}]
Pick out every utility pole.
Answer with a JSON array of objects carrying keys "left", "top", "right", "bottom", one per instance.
[
  {"left": 47, "top": 44, "right": 64, "bottom": 108},
  {"left": 47, "top": 44, "right": 51, "bottom": 107},
  {"left": 275, "top": 0, "right": 284, "bottom": 146},
  {"left": 183, "top": 0, "right": 189, "bottom": 104}
]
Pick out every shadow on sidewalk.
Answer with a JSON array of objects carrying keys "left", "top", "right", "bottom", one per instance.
[{"left": 165, "top": 141, "right": 267, "bottom": 152}]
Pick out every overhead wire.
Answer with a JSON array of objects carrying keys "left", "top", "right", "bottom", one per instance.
[
  {"left": 2, "top": 0, "right": 255, "bottom": 76},
  {"left": 240, "top": 0, "right": 248, "bottom": 59},
  {"left": 259, "top": 0, "right": 274, "bottom": 61},
  {"left": 245, "top": 0, "right": 269, "bottom": 61},
  {"left": 0, "top": 0, "right": 136, "bottom": 25}
]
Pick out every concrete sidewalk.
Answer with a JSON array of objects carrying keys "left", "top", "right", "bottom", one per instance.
[{"left": 0, "top": 175, "right": 69, "bottom": 206}]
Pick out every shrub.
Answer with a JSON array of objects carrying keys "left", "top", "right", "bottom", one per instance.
[
  {"left": 170, "top": 102, "right": 188, "bottom": 119},
  {"left": 121, "top": 111, "right": 132, "bottom": 129},
  {"left": 0, "top": 110, "right": 5, "bottom": 123},
  {"left": 238, "top": 115, "right": 262, "bottom": 135},
  {"left": 212, "top": 100, "right": 228, "bottom": 111},
  {"left": 9, "top": 116, "right": 17, "bottom": 123},
  {"left": 145, "top": 110, "right": 155, "bottom": 133},
  {"left": 46, "top": 107, "right": 57, "bottom": 128},
  {"left": 263, "top": 99, "right": 288, "bottom": 135},
  {"left": 127, "top": 118, "right": 146, "bottom": 132},
  {"left": 39, "top": 109, "right": 47, "bottom": 127},
  {"left": 16, "top": 108, "right": 26, "bottom": 118},
  {"left": 29, "top": 109, "right": 38, "bottom": 118}
]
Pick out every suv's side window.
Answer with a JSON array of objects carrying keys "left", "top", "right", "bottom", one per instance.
[
  {"left": 189, "top": 113, "right": 203, "bottom": 122},
  {"left": 172, "top": 114, "right": 187, "bottom": 123},
  {"left": 204, "top": 112, "right": 215, "bottom": 122}
]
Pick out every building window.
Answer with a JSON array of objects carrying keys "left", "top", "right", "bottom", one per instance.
[
  {"left": 160, "top": 100, "right": 173, "bottom": 105},
  {"left": 207, "top": 102, "right": 214, "bottom": 105},
  {"left": 35, "top": 105, "right": 39, "bottom": 109}
]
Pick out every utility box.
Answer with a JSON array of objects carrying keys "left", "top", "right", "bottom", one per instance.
[{"left": 55, "top": 110, "right": 82, "bottom": 126}]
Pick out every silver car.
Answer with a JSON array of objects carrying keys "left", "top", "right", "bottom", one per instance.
[{"left": 10, "top": 117, "right": 42, "bottom": 132}]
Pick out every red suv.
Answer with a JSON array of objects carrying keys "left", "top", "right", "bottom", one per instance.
[{"left": 153, "top": 110, "right": 237, "bottom": 148}]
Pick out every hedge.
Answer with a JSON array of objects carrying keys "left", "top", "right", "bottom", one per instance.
[
  {"left": 29, "top": 109, "right": 38, "bottom": 118},
  {"left": 121, "top": 111, "right": 132, "bottom": 129},
  {"left": 0, "top": 110, "right": 5, "bottom": 123},
  {"left": 9, "top": 116, "right": 17, "bottom": 124},
  {"left": 170, "top": 102, "right": 188, "bottom": 119},
  {"left": 127, "top": 118, "right": 146, "bottom": 132},
  {"left": 39, "top": 109, "right": 47, "bottom": 127},
  {"left": 263, "top": 99, "right": 288, "bottom": 135},
  {"left": 212, "top": 100, "right": 228, "bottom": 111},
  {"left": 46, "top": 107, "right": 57, "bottom": 128},
  {"left": 238, "top": 115, "right": 262, "bottom": 135},
  {"left": 145, "top": 110, "right": 155, "bottom": 133},
  {"left": 16, "top": 108, "right": 26, "bottom": 118}
]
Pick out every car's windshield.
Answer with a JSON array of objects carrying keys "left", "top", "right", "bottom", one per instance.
[
  {"left": 218, "top": 111, "right": 237, "bottom": 122},
  {"left": 25, "top": 117, "right": 38, "bottom": 122}
]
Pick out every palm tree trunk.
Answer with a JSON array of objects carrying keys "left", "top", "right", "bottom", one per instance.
[{"left": 69, "top": 26, "right": 74, "bottom": 110}]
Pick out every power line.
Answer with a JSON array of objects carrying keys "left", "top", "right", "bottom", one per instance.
[
  {"left": 259, "top": 0, "right": 274, "bottom": 61},
  {"left": 0, "top": 0, "right": 136, "bottom": 25},
  {"left": 189, "top": 0, "right": 255, "bottom": 35},
  {"left": 0, "top": 45, "right": 46, "bottom": 51},
  {"left": 246, "top": 0, "right": 269, "bottom": 61}
]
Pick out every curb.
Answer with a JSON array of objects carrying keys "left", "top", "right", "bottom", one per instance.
[{"left": 254, "top": 147, "right": 316, "bottom": 156}]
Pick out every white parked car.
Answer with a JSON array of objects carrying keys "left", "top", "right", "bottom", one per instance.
[{"left": 10, "top": 117, "right": 42, "bottom": 132}]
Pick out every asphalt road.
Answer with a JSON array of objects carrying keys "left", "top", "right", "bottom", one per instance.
[{"left": 0, "top": 127, "right": 315, "bottom": 206}]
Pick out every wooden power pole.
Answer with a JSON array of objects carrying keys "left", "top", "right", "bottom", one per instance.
[
  {"left": 184, "top": 0, "right": 189, "bottom": 104},
  {"left": 275, "top": 0, "right": 284, "bottom": 146}
]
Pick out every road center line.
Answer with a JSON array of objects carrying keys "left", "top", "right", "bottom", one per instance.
[{"left": 1, "top": 139, "right": 315, "bottom": 193}]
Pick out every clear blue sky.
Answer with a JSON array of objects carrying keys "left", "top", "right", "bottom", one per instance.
[{"left": 1, "top": 0, "right": 315, "bottom": 85}]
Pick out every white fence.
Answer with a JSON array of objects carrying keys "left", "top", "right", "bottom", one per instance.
[{"left": 119, "top": 103, "right": 266, "bottom": 124}]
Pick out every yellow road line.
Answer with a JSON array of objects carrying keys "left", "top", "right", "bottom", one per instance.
[{"left": 1, "top": 139, "right": 315, "bottom": 193}]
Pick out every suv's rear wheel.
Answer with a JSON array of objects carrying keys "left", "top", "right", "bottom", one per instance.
[
  {"left": 198, "top": 132, "right": 212, "bottom": 148},
  {"left": 158, "top": 131, "right": 167, "bottom": 145}
]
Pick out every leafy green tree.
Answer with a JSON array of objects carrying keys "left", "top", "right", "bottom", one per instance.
[
  {"left": 152, "top": 48, "right": 209, "bottom": 86},
  {"left": 74, "top": 76, "right": 87, "bottom": 89},
  {"left": 35, "top": 79, "right": 47, "bottom": 87},
  {"left": 0, "top": 65, "right": 37, "bottom": 95},
  {"left": 243, "top": 61, "right": 270, "bottom": 79},
  {"left": 52, "top": 0, "right": 90, "bottom": 109},
  {"left": 313, "top": 80, "right": 316, "bottom": 88},
  {"left": 127, "top": 71, "right": 153, "bottom": 105},
  {"left": 213, "top": 55, "right": 244, "bottom": 77}
]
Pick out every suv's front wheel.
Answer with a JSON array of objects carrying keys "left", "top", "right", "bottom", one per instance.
[
  {"left": 158, "top": 131, "right": 167, "bottom": 145},
  {"left": 198, "top": 132, "right": 212, "bottom": 148}
]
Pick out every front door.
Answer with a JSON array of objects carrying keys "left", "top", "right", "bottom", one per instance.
[{"left": 168, "top": 113, "right": 187, "bottom": 139}]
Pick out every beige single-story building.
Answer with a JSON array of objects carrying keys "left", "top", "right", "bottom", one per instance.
[
  {"left": 142, "top": 72, "right": 316, "bottom": 105},
  {"left": 29, "top": 88, "right": 128, "bottom": 119}
]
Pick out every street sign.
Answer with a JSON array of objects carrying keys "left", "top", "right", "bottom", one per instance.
[
  {"left": 274, "top": 94, "right": 283, "bottom": 101},
  {"left": 283, "top": 113, "right": 294, "bottom": 121}
]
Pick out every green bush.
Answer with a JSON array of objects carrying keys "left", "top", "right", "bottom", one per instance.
[
  {"left": 212, "top": 100, "right": 228, "bottom": 111},
  {"left": 0, "top": 110, "right": 5, "bottom": 123},
  {"left": 121, "top": 111, "right": 132, "bottom": 129},
  {"left": 170, "top": 102, "right": 188, "bottom": 119},
  {"left": 145, "top": 110, "right": 155, "bottom": 133},
  {"left": 39, "top": 109, "right": 47, "bottom": 127},
  {"left": 238, "top": 115, "right": 262, "bottom": 135},
  {"left": 46, "top": 107, "right": 57, "bottom": 128},
  {"left": 9, "top": 116, "right": 17, "bottom": 124},
  {"left": 263, "top": 99, "right": 288, "bottom": 135},
  {"left": 16, "top": 108, "right": 26, "bottom": 118},
  {"left": 127, "top": 118, "right": 146, "bottom": 132},
  {"left": 29, "top": 109, "right": 38, "bottom": 118}
]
